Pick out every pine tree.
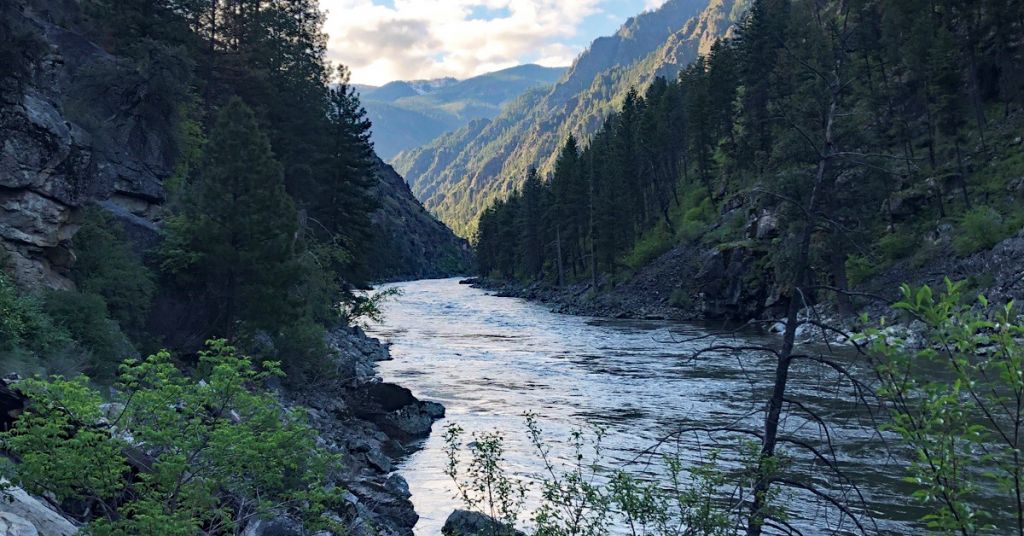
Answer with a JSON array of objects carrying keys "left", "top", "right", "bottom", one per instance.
[
  {"left": 518, "top": 168, "right": 547, "bottom": 280},
  {"left": 162, "top": 97, "right": 300, "bottom": 339},
  {"left": 307, "top": 65, "right": 380, "bottom": 284}
]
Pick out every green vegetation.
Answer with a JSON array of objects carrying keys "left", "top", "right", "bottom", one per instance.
[
  {"left": 953, "top": 206, "right": 1019, "bottom": 256},
  {"left": 10, "top": 0, "right": 388, "bottom": 376},
  {"left": 443, "top": 414, "right": 754, "bottom": 536},
  {"left": 71, "top": 207, "right": 156, "bottom": 337},
  {"left": 162, "top": 98, "right": 303, "bottom": 341},
  {"left": 0, "top": 274, "right": 70, "bottom": 357},
  {"left": 476, "top": 0, "right": 1024, "bottom": 303},
  {"left": 862, "top": 282, "right": 1024, "bottom": 535},
  {"left": 394, "top": 0, "right": 748, "bottom": 239},
  {"left": 2, "top": 340, "right": 340, "bottom": 535}
]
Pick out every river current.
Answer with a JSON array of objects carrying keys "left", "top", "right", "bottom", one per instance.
[{"left": 366, "top": 278, "right": 925, "bottom": 535}]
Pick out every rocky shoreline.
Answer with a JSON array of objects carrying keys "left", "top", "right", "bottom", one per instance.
[
  {"left": 465, "top": 226, "right": 1024, "bottom": 339},
  {"left": 0, "top": 325, "right": 444, "bottom": 536},
  {"left": 273, "top": 325, "right": 445, "bottom": 536}
]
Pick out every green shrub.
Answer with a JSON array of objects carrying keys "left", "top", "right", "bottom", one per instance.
[
  {"left": 877, "top": 228, "right": 919, "bottom": 261},
  {"left": 0, "top": 274, "right": 70, "bottom": 354},
  {"left": 952, "top": 206, "right": 1015, "bottom": 256},
  {"left": 845, "top": 254, "right": 877, "bottom": 286},
  {"left": 2, "top": 340, "right": 342, "bottom": 535},
  {"left": 622, "top": 225, "right": 674, "bottom": 269},
  {"left": 42, "top": 290, "right": 134, "bottom": 382},
  {"left": 669, "top": 288, "right": 693, "bottom": 309},
  {"left": 71, "top": 207, "right": 156, "bottom": 336},
  {"left": 443, "top": 414, "right": 752, "bottom": 536},
  {"left": 860, "top": 281, "right": 1024, "bottom": 533}
]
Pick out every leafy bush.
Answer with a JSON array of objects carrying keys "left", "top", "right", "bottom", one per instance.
[
  {"left": 42, "top": 290, "right": 134, "bottom": 382},
  {"left": 877, "top": 228, "right": 919, "bottom": 261},
  {"left": 845, "top": 254, "right": 877, "bottom": 286},
  {"left": 2, "top": 340, "right": 341, "bottom": 535},
  {"left": 71, "top": 207, "right": 156, "bottom": 336},
  {"left": 341, "top": 287, "right": 402, "bottom": 326},
  {"left": 443, "top": 414, "right": 756, "bottom": 536},
  {"left": 952, "top": 206, "right": 1015, "bottom": 256},
  {"left": 860, "top": 281, "right": 1024, "bottom": 534},
  {"left": 0, "top": 274, "right": 70, "bottom": 354},
  {"left": 622, "top": 225, "right": 674, "bottom": 270}
]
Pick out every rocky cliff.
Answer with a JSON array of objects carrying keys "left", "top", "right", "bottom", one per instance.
[
  {"left": 1, "top": 0, "right": 170, "bottom": 290},
  {"left": 0, "top": 0, "right": 468, "bottom": 290},
  {"left": 1, "top": 1, "right": 457, "bottom": 533}
]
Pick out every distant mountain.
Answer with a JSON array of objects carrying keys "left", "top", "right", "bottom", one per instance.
[
  {"left": 360, "top": 65, "right": 565, "bottom": 160},
  {"left": 393, "top": 0, "right": 750, "bottom": 238}
]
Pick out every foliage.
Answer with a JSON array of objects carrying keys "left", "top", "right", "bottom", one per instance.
[
  {"left": 952, "top": 206, "right": 1016, "bottom": 256},
  {"left": 443, "top": 414, "right": 756, "bottom": 536},
  {"left": 0, "top": 274, "right": 71, "bottom": 355},
  {"left": 474, "top": 0, "right": 1024, "bottom": 310},
  {"left": 622, "top": 225, "right": 674, "bottom": 271},
  {"left": 878, "top": 228, "right": 921, "bottom": 262},
  {"left": 161, "top": 98, "right": 302, "bottom": 340},
  {"left": 341, "top": 288, "right": 403, "bottom": 327},
  {"left": 444, "top": 424, "right": 528, "bottom": 533},
  {"left": 42, "top": 290, "right": 134, "bottom": 382},
  {"left": 71, "top": 207, "right": 156, "bottom": 337},
  {"left": 860, "top": 281, "right": 1024, "bottom": 535},
  {"left": 1, "top": 340, "right": 341, "bottom": 535}
]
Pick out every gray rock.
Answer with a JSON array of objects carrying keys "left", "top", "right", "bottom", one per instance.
[
  {"left": 385, "top": 474, "right": 411, "bottom": 498},
  {"left": 0, "top": 513, "right": 40, "bottom": 536},
  {"left": 365, "top": 449, "right": 393, "bottom": 473},
  {"left": 441, "top": 510, "right": 524, "bottom": 536},
  {"left": 242, "top": 517, "right": 304, "bottom": 536},
  {"left": 0, "top": 481, "right": 77, "bottom": 535}
]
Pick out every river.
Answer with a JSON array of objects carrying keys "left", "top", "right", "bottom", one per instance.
[{"left": 365, "top": 278, "right": 925, "bottom": 535}]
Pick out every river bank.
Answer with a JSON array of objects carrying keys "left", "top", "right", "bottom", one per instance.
[
  {"left": 467, "top": 225, "right": 1024, "bottom": 328},
  {"left": 277, "top": 325, "right": 446, "bottom": 536},
  {"left": 0, "top": 325, "right": 444, "bottom": 536}
]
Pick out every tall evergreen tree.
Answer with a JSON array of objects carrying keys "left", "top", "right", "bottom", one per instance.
[{"left": 162, "top": 97, "right": 300, "bottom": 339}]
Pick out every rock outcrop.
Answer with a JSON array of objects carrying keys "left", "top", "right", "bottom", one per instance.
[
  {"left": 0, "top": 480, "right": 78, "bottom": 535},
  {"left": 279, "top": 325, "right": 446, "bottom": 535},
  {"left": 1, "top": 0, "right": 469, "bottom": 291},
  {"left": 1, "top": 0, "right": 171, "bottom": 289}
]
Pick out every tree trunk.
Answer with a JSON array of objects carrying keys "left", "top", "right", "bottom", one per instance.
[
  {"left": 747, "top": 77, "right": 841, "bottom": 536},
  {"left": 555, "top": 228, "right": 565, "bottom": 288}
]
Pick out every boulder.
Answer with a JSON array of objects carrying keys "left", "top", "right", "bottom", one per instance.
[
  {"left": 0, "top": 513, "right": 39, "bottom": 536},
  {"left": 441, "top": 510, "right": 524, "bottom": 536},
  {"left": 242, "top": 517, "right": 304, "bottom": 536},
  {"left": 0, "top": 481, "right": 77, "bottom": 535}
]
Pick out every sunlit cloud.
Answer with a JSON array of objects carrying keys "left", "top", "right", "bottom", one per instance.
[{"left": 319, "top": 0, "right": 653, "bottom": 85}]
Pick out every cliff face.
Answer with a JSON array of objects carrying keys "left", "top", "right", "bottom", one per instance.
[
  {"left": 0, "top": 0, "right": 467, "bottom": 290},
  {"left": 368, "top": 158, "right": 472, "bottom": 281},
  {"left": 1, "top": 0, "right": 170, "bottom": 289}
]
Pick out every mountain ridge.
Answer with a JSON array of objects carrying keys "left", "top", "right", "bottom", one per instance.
[
  {"left": 361, "top": 64, "right": 565, "bottom": 160},
  {"left": 393, "top": 0, "right": 751, "bottom": 238}
]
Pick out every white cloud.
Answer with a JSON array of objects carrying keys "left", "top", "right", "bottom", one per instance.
[{"left": 320, "top": 0, "right": 608, "bottom": 85}]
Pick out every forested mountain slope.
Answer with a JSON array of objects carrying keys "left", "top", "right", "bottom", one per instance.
[
  {"left": 361, "top": 65, "right": 565, "bottom": 161},
  {"left": 1, "top": 0, "right": 465, "bottom": 532},
  {"left": 1, "top": 0, "right": 467, "bottom": 295},
  {"left": 394, "top": 0, "right": 750, "bottom": 237},
  {"left": 475, "top": 0, "right": 1024, "bottom": 325}
]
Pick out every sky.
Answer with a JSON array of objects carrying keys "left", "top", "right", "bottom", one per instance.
[{"left": 319, "top": 0, "right": 668, "bottom": 86}]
